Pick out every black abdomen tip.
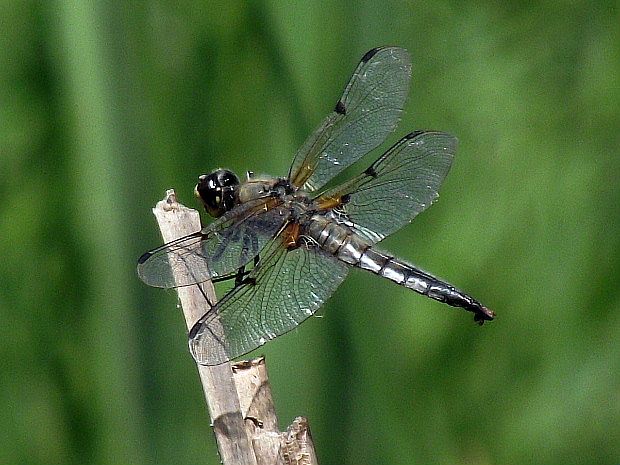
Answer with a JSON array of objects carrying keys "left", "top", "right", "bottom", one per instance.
[{"left": 474, "top": 306, "right": 496, "bottom": 325}]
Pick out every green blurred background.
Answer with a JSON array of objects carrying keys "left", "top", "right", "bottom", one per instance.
[{"left": 1, "top": 1, "right": 618, "bottom": 464}]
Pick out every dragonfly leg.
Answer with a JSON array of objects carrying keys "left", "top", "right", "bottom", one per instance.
[
  {"left": 232, "top": 254, "right": 259, "bottom": 287},
  {"left": 234, "top": 266, "right": 246, "bottom": 287},
  {"left": 235, "top": 255, "right": 260, "bottom": 286}
]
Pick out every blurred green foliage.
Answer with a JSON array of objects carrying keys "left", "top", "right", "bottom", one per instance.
[{"left": 1, "top": 1, "right": 618, "bottom": 464}]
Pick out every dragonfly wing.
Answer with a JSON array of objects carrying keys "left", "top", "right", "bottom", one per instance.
[
  {"left": 318, "top": 131, "right": 457, "bottom": 243},
  {"left": 289, "top": 47, "right": 411, "bottom": 192},
  {"left": 189, "top": 228, "right": 350, "bottom": 365},
  {"left": 137, "top": 199, "right": 289, "bottom": 288}
]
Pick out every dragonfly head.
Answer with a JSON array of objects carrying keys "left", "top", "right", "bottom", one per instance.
[{"left": 195, "top": 169, "right": 240, "bottom": 218}]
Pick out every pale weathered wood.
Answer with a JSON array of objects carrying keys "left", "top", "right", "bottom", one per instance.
[
  {"left": 151, "top": 190, "right": 258, "bottom": 465},
  {"left": 281, "top": 417, "right": 319, "bottom": 465},
  {"left": 233, "top": 358, "right": 283, "bottom": 465},
  {"left": 150, "top": 189, "right": 319, "bottom": 465}
]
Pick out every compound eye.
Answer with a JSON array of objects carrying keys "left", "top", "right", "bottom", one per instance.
[{"left": 195, "top": 169, "right": 240, "bottom": 217}]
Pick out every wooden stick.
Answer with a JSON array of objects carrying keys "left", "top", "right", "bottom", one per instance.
[
  {"left": 151, "top": 190, "right": 258, "bottom": 465},
  {"left": 150, "top": 190, "right": 318, "bottom": 465}
]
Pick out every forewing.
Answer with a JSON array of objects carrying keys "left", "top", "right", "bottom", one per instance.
[
  {"left": 318, "top": 131, "right": 457, "bottom": 243},
  {"left": 289, "top": 47, "right": 411, "bottom": 192},
  {"left": 189, "top": 233, "right": 350, "bottom": 365},
  {"left": 137, "top": 199, "right": 289, "bottom": 288}
]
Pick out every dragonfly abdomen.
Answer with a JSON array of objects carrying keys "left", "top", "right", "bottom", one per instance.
[
  {"left": 305, "top": 215, "right": 371, "bottom": 265},
  {"left": 305, "top": 215, "right": 495, "bottom": 323},
  {"left": 362, "top": 248, "right": 494, "bottom": 322}
]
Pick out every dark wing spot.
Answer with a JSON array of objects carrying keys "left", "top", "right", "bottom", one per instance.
[
  {"left": 334, "top": 100, "right": 346, "bottom": 115},
  {"left": 364, "top": 165, "right": 378, "bottom": 178},
  {"left": 405, "top": 130, "right": 427, "bottom": 140},
  {"left": 361, "top": 47, "right": 382, "bottom": 63},
  {"left": 137, "top": 251, "right": 152, "bottom": 265}
]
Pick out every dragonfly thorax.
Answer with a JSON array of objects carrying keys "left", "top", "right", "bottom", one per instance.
[{"left": 237, "top": 175, "right": 294, "bottom": 204}]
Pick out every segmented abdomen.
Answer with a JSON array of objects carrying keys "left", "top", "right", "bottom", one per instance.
[{"left": 304, "top": 214, "right": 493, "bottom": 322}]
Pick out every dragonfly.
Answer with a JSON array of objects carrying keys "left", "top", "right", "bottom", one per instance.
[{"left": 138, "top": 46, "right": 495, "bottom": 365}]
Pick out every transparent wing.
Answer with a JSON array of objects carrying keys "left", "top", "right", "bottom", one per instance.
[
  {"left": 137, "top": 199, "right": 289, "bottom": 288},
  {"left": 289, "top": 47, "right": 411, "bottom": 192},
  {"left": 317, "top": 131, "right": 457, "bottom": 243},
  {"left": 189, "top": 228, "right": 350, "bottom": 365}
]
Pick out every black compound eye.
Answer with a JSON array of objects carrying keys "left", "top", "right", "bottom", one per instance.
[{"left": 195, "top": 169, "right": 240, "bottom": 217}]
